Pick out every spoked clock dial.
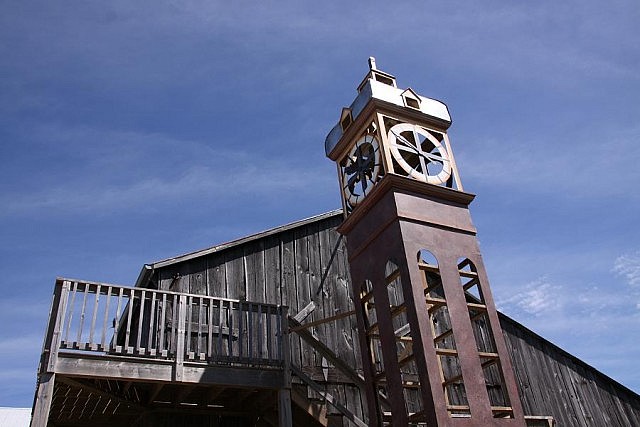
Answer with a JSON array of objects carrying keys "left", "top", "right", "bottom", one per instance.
[
  {"left": 341, "top": 134, "right": 382, "bottom": 208},
  {"left": 387, "top": 123, "right": 451, "bottom": 185}
]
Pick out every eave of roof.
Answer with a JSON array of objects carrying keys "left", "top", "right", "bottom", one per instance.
[{"left": 134, "top": 209, "right": 343, "bottom": 287}]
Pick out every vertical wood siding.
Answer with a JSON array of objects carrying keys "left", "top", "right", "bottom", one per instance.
[{"left": 151, "top": 213, "right": 640, "bottom": 426}]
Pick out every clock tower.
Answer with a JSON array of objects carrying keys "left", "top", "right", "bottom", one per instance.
[{"left": 325, "top": 58, "right": 526, "bottom": 426}]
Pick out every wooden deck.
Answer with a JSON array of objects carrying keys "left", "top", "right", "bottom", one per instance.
[{"left": 31, "top": 278, "right": 293, "bottom": 427}]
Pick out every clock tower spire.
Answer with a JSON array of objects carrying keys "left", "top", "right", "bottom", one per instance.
[{"left": 325, "top": 59, "right": 526, "bottom": 426}]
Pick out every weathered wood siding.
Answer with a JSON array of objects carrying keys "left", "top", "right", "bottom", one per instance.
[
  {"left": 501, "top": 315, "right": 640, "bottom": 426},
  {"left": 148, "top": 212, "right": 640, "bottom": 426},
  {"left": 151, "top": 213, "right": 365, "bottom": 423}
]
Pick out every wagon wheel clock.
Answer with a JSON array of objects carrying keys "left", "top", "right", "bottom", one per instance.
[
  {"left": 387, "top": 122, "right": 452, "bottom": 185},
  {"left": 341, "top": 134, "right": 382, "bottom": 209}
]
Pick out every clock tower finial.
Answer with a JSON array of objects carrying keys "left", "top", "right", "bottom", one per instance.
[
  {"left": 368, "top": 56, "right": 377, "bottom": 70},
  {"left": 324, "top": 63, "right": 526, "bottom": 426}
]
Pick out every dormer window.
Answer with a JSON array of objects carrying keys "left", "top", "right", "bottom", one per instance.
[
  {"left": 372, "top": 71, "right": 396, "bottom": 87},
  {"left": 402, "top": 88, "right": 421, "bottom": 110},
  {"left": 340, "top": 108, "right": 353, "bottom": 132}
]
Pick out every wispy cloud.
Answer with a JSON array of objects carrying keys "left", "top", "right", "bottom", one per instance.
[
  {"left": 1, "top": 124, "right": 335, "bottom": 217},
  {"left": 613, "top": 251, "right": 640, "bottom": 288},
  {"left": 496, "top": 277, "right": 562, "bottom": 317}
]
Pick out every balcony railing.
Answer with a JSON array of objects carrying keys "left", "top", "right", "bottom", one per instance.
[{"left": 45, "top": 278, "right": 288, "bottom": 370}]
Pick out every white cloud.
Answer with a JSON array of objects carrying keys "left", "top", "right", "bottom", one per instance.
[
  {"left": 613, "top": 251, "right": 640, "bottom": 288},
  {"left": 496, "top": 277, "right": 562, "bottom": 317}
]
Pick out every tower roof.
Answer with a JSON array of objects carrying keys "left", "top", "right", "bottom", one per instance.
[{"left": 324, "top": 57, "right": 452, "bottom": 156}]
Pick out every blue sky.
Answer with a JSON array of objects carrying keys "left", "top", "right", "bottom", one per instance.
[{"left": 1, "top": 0, "right": 639, "bottom": 407}]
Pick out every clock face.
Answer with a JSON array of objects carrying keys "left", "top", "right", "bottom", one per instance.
[
  {"left": 387, "top": 123, "right": 452, "bottom": 185},
  {"left": 341, "top": 134, "right": 382, "bottom": 208}
]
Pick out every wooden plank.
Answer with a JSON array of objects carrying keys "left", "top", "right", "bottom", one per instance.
[
  {"left": 294, "top": 225, "right": 314, "bottom": 371},
  {"left": 225, "top": 246, "right": 246, "bottom": 300},
  {"left": 264, "top": 235, "right": 282, "bottom": 306},
  {"left": 281, "top": 231, "right": 302, "bottom": 370},
  {"left": 53, "top": 353, "right": 287, "bottom": 388}
]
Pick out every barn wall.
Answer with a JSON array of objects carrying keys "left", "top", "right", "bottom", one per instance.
[
  {"left": 147, "top": 212, "right": 640, "bottom": 426},
  {"left": 501, "top": 315, "right": 640, "bottom": 426},
  {"left": 151, "top": 214, "right": 366, "bottom": 422}
]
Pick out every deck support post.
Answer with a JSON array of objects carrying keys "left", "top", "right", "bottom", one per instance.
[
  {"left": 30, "top": 373, "right": 55, "bottom": 427},
  {"left": 278, "top": 388, "right": 292, "bottom": 427}
]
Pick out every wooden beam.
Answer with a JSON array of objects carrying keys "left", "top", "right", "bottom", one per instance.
[
  {"left": 289, "top": 317, "right": 365, "bottom": 388},
  {"left": 290, "top": 388, "right": 328, "bottom": 426},
  {"left": 290, "top": 310, "right": 355, "bottom": 332},
  {"left": 290, "top": 365, "right": 367, "bottom": 427}
]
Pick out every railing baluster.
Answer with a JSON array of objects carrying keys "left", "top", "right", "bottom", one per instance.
[
  {"left": 136, "top": 290, "right": 146, "bottom": 354},
  {"left": 197, "top": 296, "right": 204, "bottom": 360},
  {"left": 124, "top": 289, "right": 134, "bottom": 354},
  {"left": 238, "top": 302, "right": 244, "bottom": 360},
  {"left": 186, "top": 295, "right": 193, "bottom": 360},
  {"left": 76, "top": 283, "right": 89, "bottom": 348},
  {"left": 227, "top": 301, "right": 233, "bottom": 358},
  {"left": 257, "top": 303, "right": 263, "bottom": 360},
  {"left": 63, "top": 282, "right": 78, "bottom": 346},
  {"left": 48, "top": 280, "right": 287, "bottom": 370},
  {"left": 101, "top": 286, "right": 112, "bottom": 351},
  {"left": 207, "top": 298, "right": 214, "bottom": 360},
  {"left": 160, "top": 293, "right": 167, "bottom": 357},
  {"left": 114, "top": 287, "right": 124, "bottom": 353},
  {"left": 148, "top": 292, "right": 157, "bottom": 356},
  {"left": 217, "top": 300, "right": 224, "bottom": 359},
  {"left": 266, "top": 305, "right": 273, "bottom": 362},
  {"left": 248, "top": 303, "right": 253, "bottom": 362},
  {"left": 170, "top": 294, "right": 178, "bottom": 356},
  {"left": 89, "top": 284, "right": 100, "bottom": 350}
]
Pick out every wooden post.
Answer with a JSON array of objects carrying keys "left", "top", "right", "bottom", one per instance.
[
  {"left": 32, "top": 280, "right": 70, "bottom": 427},
  {"left": 174, "top": 294, "right": 187, "bottom": 382},
  {"left": 30, "top": 373, "right": 55, "bottom": 427},
  {"left": 278, "top": 306, "right": 292, "bottom": 427},
  {"left": 278, "top": 388, "right": 292, "bottom": 427}
]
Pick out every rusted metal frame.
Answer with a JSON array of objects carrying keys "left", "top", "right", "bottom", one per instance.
[
  {"left": 471, "top": 256, "right": 527, "bottom": 422},
  {"left": 439, "top": 258, "right": 492, "bottom": 418}
]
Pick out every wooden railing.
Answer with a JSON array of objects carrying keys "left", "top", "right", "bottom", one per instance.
[{"left": 47, "top": 278, "right": 288, "bottom": 369}]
